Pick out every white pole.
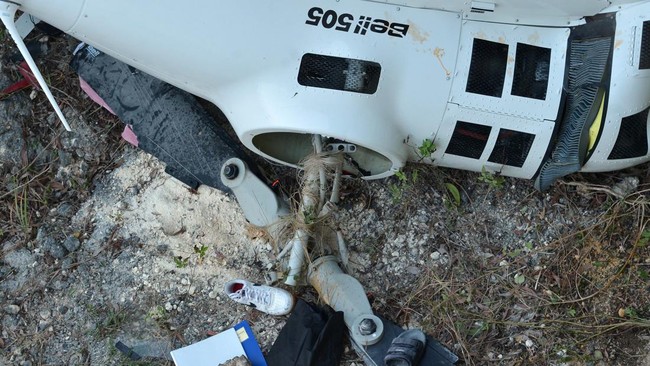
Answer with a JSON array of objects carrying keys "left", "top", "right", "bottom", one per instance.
[{"left": 0, "top": 2, "right": 71, "bottom": 131}]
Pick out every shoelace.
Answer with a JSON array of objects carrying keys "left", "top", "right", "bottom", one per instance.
[{"left": 230, "top": 286, "right": 271, "bottom": 306}]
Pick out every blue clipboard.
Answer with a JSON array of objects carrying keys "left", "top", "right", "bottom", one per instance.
[{"left": 233, "top": 321, "right": 267, "bottom": 366}]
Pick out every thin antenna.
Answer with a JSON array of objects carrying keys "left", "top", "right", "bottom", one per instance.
[{"left": 0, "top": 1, "right": 71, "bottom": 131}]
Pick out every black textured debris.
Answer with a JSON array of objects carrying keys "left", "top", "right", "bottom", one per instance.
[{"left": 70, "top": 45, "right": 251, "bottom": 192}]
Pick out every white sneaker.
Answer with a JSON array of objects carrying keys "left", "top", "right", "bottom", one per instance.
[{"left": 224, "top": 279, "right": 294, "bottom": 316}]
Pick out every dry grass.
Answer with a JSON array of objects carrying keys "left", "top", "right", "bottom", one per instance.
[
  {"left": 0, "top": 33, "right": 123, "bottom": 254},
  {"left": 395, "top": 183, "right": 650, "bottom": 365}
]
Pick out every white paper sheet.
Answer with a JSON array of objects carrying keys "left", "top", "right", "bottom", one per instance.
[{"left": 171, "top": 328, "right": 246, "bottom": 366}]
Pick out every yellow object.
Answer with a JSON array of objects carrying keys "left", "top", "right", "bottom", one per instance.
[
  {"left": 236, "top": 327, "right": 249, "bottom": 342},
  {"left": 588, "top": 93, "right": 606, "bottom": 151}
]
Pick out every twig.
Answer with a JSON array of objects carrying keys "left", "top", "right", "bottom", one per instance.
[
  {"left": 0, "top": 166, "right": 51, "bottom": 200},
  {"left": 560, "top": 181, "right": 624, "bottom": 199}
]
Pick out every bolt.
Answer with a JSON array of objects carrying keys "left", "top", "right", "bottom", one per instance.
[
  {"left": 359, "top": 318, "right": 377, "bottom": 335},
  {"left": 224, "top": 164, "right": 239, "bottom": 180}
]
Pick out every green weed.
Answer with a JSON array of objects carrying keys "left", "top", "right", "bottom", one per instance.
[
  {"left": 417, "top": 139, "right": 436, "bottom": 159},
  {"left": 93, "top": 307, "right": 128, "bottom": 338},
  {"left": 14, "top": 186, "right": 31, "bottom": 234},
  {"left": 444, "top": 183, "right": 461, "bottom": 208},
  {"left": 478, "top": 167, "right": 505, "bottom": 189},
  {"left": 389, "top": 169, "right": 420, "bottom": 204},
  {"left": 173, "top": 256, "right": 189, "bottom": 268},
  {"left": 194, "top": 244, "right": 209, "bottom": 264}
]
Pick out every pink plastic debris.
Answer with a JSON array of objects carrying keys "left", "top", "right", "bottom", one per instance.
[
  {"left": 79, "top": 76, "right": 138, "bottom": 146},
  {"left": 121, "top": 125, "right": 139, "bottom": 147},
  {"left": 79, "top": 77, "right": 116, "bottom": 115}
]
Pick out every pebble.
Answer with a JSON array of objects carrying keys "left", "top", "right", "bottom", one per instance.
[
  {"left": 38, "top": 320, "right": 50, "bottom": 330},
  {"left": 55, "top": 203, "right": 74, "bottom": 217},
  {"left": 4, "top": 304, "right": 20, "bottom": 315},
  {"left": 160, "top": 216, "right": 184, "bottom": 236},
  {"left": 525, "top": 339, "right": 534, "bottom": 348},
  {"left": 68, "top": 353, "right": 83, "bottom": 364},
  {"left": 406, "top": 266, "right": 421, "bottom": 275},
  {"left": 594, "top": 350, "right": 603, "bottom": 360},
  {"left": 430, "top": 251, "right": 441, "bottom": 260},
  {"left": 164, "top": 302, "right": 173, "bottom": 311},
  {"left": 208, "top": 291, "right": 217, "bottom": 299},
  {"left": 39, "top": 309, "right": 51, "bottom": 320},
  {"left": 62, "top": 236, "right": 81, "bottom": 252},
  {"left": 181, "top": 278, "right": 190, "bottom": 286},
  {"left": 42, "top": 237, "right": 68, "bottom": 259}
]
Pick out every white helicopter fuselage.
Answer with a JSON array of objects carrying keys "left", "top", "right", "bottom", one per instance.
[{"left": 9, "top": 0, "right": 650, "bottom": 186}]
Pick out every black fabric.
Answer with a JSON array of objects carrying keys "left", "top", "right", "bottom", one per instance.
[
  {"left": 266, "top": 300, "right": 344, "bottom": 366},
  {"left": 70, "top": 45, "right": 252, "bottom": 192}
]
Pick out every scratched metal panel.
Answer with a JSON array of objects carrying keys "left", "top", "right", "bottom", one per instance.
[
  {"left": 448, "top": 20, "right": 569, "bottom": 122},
  {"left": 431, "top": 103, "right": 554, "bottom": 179}
]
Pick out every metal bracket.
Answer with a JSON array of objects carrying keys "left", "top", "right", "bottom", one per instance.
[
  {"left": 325, "top": 143, "right": 357, "bottom": 154},
  {"left": 220, "top": 158, "right": 288, "bottom": 227}
]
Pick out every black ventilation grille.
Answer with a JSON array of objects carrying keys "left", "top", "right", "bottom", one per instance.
[
  {"left": 298, "top": 53, "right": 381, "bottom": 94},
  {"left": 445, "top": 121, "right": 492, "bottom": 159},
  {"left": 608, "top": 108, "right": 649, "bottom": 160},
  {"left": 488, "top": 129, "right": 536, "bottom": 167},
  {"left": 511, "top": 43, "right": 551, "bottom": 100},
  {"left": 641, "top": 21, "right": 650, "bottom": 70},
  {"left": 466, "top": 39, "right": 509, "bottom": 97}
]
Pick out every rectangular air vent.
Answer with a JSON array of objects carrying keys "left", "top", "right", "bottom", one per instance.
[
  {"left": 608, "top": 108, "right": 649, "bottom": 160},
  {"left": 641, "top": 21, "right": 650, "bottom": 70},
  {"left": 488, "top": 129, "right": 536, "bottom": 167},
  {"left": 511, "top": 43, "right": 551, "bottom": 100},
  {"left": 445, "top": 121, "right": 492, "bottom": 159},
  {"left": 470, "top": 1, "right": 495, "bottom": 13},
  {"left": 466, "top": 39, "right": 509, "bottom": 97},
  {"left": 298, "top": 54, "right": 381, "bottom": 94}
]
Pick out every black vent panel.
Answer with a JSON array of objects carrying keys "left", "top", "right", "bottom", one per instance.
[
  {"left": 298, "top": 53, "right": 381, "bottom": 94},
  {"left": 445, "top": 121, "right": 492, "bottom": 159},
  {"left": 466, "top": 39, "right": 509, "bottom": 97},
  {"left": 609, "top": 108, "right": 649, "bottom": 160},
  {"left": 511, "top": 43, "right": 551, "bottom": 100},
  {"left": 488, "top": 129, "right": 536, "bottom": 167},
  {"left": 641, "top": 21, "right": 650, "bottom": 70}
]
